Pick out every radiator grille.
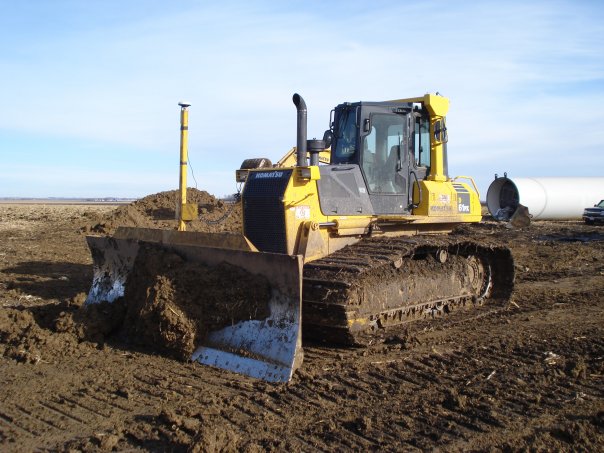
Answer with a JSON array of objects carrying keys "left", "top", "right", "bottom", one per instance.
[{"left": 242, "top": 170, "right": 292, "bottom": 253}]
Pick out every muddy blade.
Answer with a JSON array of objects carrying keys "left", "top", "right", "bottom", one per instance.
[
  {"left": 86, "top": 236, "right": 139, "bottom": 304},
  {"left": 86, "top": 234, "right": 303, "bottom": 383}
]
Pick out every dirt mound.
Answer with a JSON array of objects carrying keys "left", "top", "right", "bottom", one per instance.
[
  {"left": 70, "top": 188, "right": 265, "bottom": 361},
  {"left": 0, "top": 246, "right": 272, "bottom": 364},
  {"left": 0, "top": 308, "right": 53, "bottom": 364},
  {"left": 86, "top": 188, "right": 242, "bottom": 235},
  {"left": 0, "top": 252, "right": 271, "bottom": 365},
  {"left": 0, "top": 296, "right": 119, "bottom": 364},
  {"left": 122, "top": 244, "right": 271, "bottom": 360}
]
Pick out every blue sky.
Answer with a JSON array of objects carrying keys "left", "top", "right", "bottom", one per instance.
[{"left": 1, "top": 0, "right": 603, "bottom": 198}]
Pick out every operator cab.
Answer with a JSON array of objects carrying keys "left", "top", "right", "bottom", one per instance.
[{"left": 328, "top": 101, "right": 438, "bottom": 215}]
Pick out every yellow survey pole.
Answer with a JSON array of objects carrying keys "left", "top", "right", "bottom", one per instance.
[{"left": 178, "top": 101, "right": 191, "bottom": 231}]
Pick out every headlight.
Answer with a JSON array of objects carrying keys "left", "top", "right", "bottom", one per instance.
[{"left": 236, "top": 169, "right": 249, "bottom": 183}]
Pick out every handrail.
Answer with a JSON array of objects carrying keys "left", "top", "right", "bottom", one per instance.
[{"left": 452, "top": 175, "right": 480, "bottom": 197}]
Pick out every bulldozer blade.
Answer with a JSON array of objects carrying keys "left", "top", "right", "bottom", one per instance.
[
  {"left": 86, "top": 231, "right": 303, "bottom": 382},
  {"left": 111, "top": 226, "right": 256, "bottom": 251}
]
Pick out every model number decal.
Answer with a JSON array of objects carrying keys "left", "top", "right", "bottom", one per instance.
[{"left": 457, "top": 193, "right": 471, "bottom": 213}]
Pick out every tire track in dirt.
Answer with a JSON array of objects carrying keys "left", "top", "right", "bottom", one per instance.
[{"left": 1, "top": 292, "right": 602, "bottom": 452}]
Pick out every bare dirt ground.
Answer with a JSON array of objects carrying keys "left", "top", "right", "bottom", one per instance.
[{"left": 0, "top": 193, "right": 603, "bottom": 452}]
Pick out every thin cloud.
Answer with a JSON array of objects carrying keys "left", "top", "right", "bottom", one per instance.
[{"left": 0, "top": 0, "right": 602, "bottom": 197}]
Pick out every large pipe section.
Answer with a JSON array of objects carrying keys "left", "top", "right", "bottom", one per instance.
[
  {"left": 487, "top": 176, "right": 604, "bottom": 220},
  {"left": 293, "top": 93, "right": 308, "bottom": 167}
]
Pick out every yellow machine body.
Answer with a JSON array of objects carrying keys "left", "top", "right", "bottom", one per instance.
[
  {"left": 243, "top": 167, "right": 481, "bottom": 262},
  {"left": 240, "top": 93, "right": 482, "bottom": 263}
]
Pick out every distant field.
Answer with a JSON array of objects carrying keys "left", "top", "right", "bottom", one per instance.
[{"left": 0, "top": 198, "right": 134, "bottom": 206}]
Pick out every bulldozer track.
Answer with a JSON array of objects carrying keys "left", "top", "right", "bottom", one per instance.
[{"left": 302, "top": 235, "right": 515, "bottom": 345}]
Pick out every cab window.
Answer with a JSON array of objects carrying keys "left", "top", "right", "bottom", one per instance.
[
  {"left": 414, "top": 115, "right": 431, "bottom": 169},
  {"left": 332, "top": 107, "right": 358, "bottom": 163}
]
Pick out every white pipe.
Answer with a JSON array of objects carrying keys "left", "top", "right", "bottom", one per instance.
[{"left": 486, "top": 176, "right": 604, "bottom": 220}]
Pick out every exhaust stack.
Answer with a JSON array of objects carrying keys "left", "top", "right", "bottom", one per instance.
[{"left": 293, "top": 93, "right": 307, "bottom": 167}]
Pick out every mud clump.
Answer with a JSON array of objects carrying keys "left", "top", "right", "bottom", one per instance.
[
  {"left": 0, "top": 309, "right": 46, "bottom": 364},
  {"left": 54, "top": 299, "right": 127, "bottom": 344},
  {"left": 188, "top": 422, "right": 240, "bottom": 453},
  {"left": 0, "top": 301, "right": 111, "bottom": 364},
  {"left": 122, "top": 244, "right": 271, "bottom": 360},
  {"left": 442, "top": 388, "right": 468, "bottom": 411},
  {"left": 566, "top": 357, "right": 588, "bottom": 380},
  {"left": 85, "top": 188, "right": 242, "bottom": 235}
]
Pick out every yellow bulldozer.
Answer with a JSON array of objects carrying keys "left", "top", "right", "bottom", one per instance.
[{"left": 86, "top": 93, "right": 514, "bottom": 382}]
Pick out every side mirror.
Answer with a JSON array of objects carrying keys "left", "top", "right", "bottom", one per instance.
[
  {"left": 322, "top": 130, "right": 333, "bottom": 149},
  {"left": 434, "top": 119, "right": 448, "bottom": 143}
]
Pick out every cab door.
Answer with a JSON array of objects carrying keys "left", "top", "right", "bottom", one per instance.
[{"left": 359, "top": 109, "right": 411, "bottom": 215}]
